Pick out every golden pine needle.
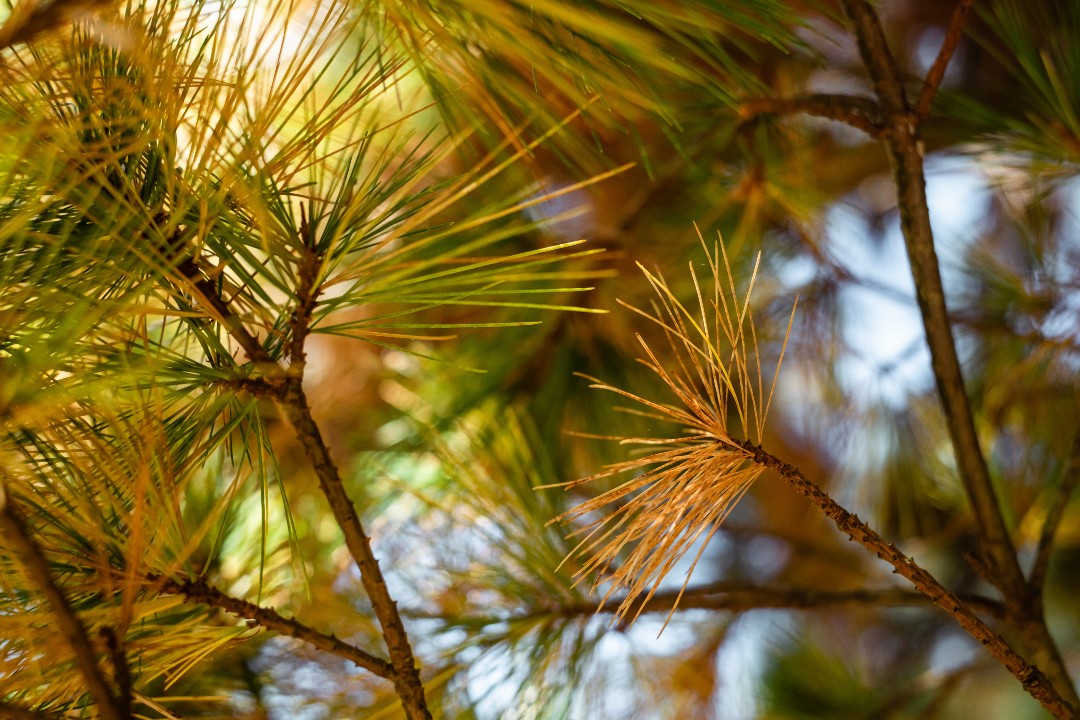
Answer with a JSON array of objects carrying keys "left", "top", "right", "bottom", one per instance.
[{"left": 550, "top": 228, "right": 795, "bottom": 631}]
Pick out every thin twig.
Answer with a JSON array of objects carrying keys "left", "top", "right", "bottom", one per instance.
[
  {"left": 409, "top": 583, "right": 1004, "bottom": 630},
  {"left": 288, "top": 203, "right": 321, "bottom": 375},
  {"left": 914, "top": 0, "right": 976, "bottom": 124},
  {"left": 0, "top": 491, "right": 125, "bottom": 720},
  {"left": 157, "top": 575, "right": 394, "bottom": 679},
  {"left": 838, "top": 0, "right": 1079, "bottom": 708},
  {"left": 738, "top": 93, "right": 883, "bottom": 136},
  {"left": 1029, "top": 429, "right": 1080, "bottom": 592},
  {"left": 736, "top": 439, "right": 1075, "bottom": 719},
  {"left": 175, "top": 256, "right": 278, "bottom": 372}
]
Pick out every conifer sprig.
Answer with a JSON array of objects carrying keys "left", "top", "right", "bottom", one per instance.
[{"left": 550, "top": 230, "right": 795, "bottom": 629}]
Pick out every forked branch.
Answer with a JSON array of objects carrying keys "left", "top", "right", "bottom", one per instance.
[
  {"left": 174, "top": 240, "right": 431, "bottom": 718},
  {"left": 914, "top": 0, "right": 975, "bottom": 123},
  {"left": 839, "top": 0, "right": 1078, "bottom": 708}
]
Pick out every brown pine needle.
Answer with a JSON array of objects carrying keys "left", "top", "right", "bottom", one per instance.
[{"left": 551, "top": 229, "right": 794, "bottom": 630}]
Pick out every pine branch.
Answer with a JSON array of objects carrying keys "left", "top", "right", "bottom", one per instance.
[
  {"left": 1030, "top": 429, "right": 1080, "bottom": 592},
  {"left": 0, "top": 491, "right": 126, "bottom": 720},
  {"left": 838, "top": 0, "right": 1079, "bottom": 708},
  {"left": 175, "top": 256, "right": 279, "bottom": 373},
  {"left": 623, "top": 581, "right": 1004, "bottom": 619},
  {"left": 409, "top": 583, "right": 1003, "bottom": 628},
  {"left": 287, "top": 204, "right": 322, "bottom": 375},
  {"left": 737, "top": 439, "right": 1075, "bottom": 720},
  {"left": 914, "top": 0, "right": 975, "bottom": 124},
  {"left": 0, "top": 701, "right": 59, "bottom": 720},
  {"left": 99, "top": 628, "right": 132, "bottom": 720},
  {"left": 157, "top": 575, "right": 394, "bottom": 679},
  {"left": 276, "top": 380, "right": 431, "bottom": 719},
  {"left": 170, "top": 235, "right": 431, "bottom": 717},
  {"left": 738, "top": 94, "right": 883, "bottom": 136}
]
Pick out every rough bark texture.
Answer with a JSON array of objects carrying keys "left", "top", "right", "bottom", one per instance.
[{"left": 738, "top": 440, "right": 1076, "bottom": 719}]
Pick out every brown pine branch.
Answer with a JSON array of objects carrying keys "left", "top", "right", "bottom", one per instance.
[
  {"left": 625, "top": 581, "right": 1003, "bottom": 619},
  {"left": 277, "top": 381, "right": 431, "bottom": 719},
  {"left": 736, "top": 439, "right": 1075, "bottom": 719},
  {"left": 914, "top": 0, "right": 976, "bottom": 124},
  {"left": 1030, "top": 429, "right": 1080, "bottom": 592},
  {"left": 289, "top": 202, "right": 321, "bottom": 374},
  {"left": 0, "top": 491, "right": 126, "bottom": 720},
  {"left": 99, "top": 628, "right": 132, "bottom": 720},
  {"left": 175, "top": 256, "right": 279, "bottom": 373},
  {"left": 409, "top": 583, "right": 1003, "bottom": 628},
  {"left": 839, "top": 0, "right": 1014, "bottom": 609},
  {"left": 171, "top": 236, "right": 431, "bottom": 717},
  {"left": 838, "top": 0, "right": 1079, "bottom": 709},
  {"left": 156, "top": 575, "right": 394, "bottom": 679},
  {"left": 0, "top": 701, "right": 60, "bottom": 720},
  {"left": 738, "top": 93, "right": 883, "bottom": 136}
]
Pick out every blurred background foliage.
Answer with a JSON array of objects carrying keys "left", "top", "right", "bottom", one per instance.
[{"left": 0, "top": 0, "right": 1078, "bottom": 717}]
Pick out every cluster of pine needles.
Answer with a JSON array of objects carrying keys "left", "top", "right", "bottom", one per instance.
[{"left": 547, "top": 230, "right": 796, "bottom": 630}]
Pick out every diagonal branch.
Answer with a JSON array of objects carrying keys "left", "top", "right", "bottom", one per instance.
[
  {"left": 170, "top": 236, "right": 431, "bottom": 717},
  {"left": 914, "top": 0, "right": 976, "bottom": 124},
  {"left": 738, "top": 93, "right": 883, "bottom": 136},
  {"left": 737, "top": 439, "right": 1075, "bottom": 719},
  {"left": 837, "top": 0, "right": 1024, "bottom": 601},
  {"left": 277, "top": 381, "right": 431, "bottom": 719},
  {"left": 0, "top": 490, "right": 126, "bottom": 720},
  {"left": 838, "top": 0, "right": 1079, "bottom": 709},
  {"left": 175, "top": 256, "right": 278, "bottom": 371},
  {"left": 156, "top": 575, "right": 394, "bottom": 679},
  {"left": 1029, "top": 429, "right": 1080, "bottom": 592}
]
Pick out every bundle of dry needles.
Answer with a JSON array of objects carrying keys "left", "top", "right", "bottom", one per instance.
[{"left": 547, "top": 228, "right": 796, "bottom": 630}]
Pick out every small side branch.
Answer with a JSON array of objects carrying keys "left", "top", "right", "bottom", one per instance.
[
  {"left": 737, "top": 440, "right": 1075, "bottom": 720},
  {"left": 738, "top": 94, "right": 883, "bottom": 136},
  {"left": 626, "top": 581, "right": 1003, "bottom": 619},
  {"left": 0, "top": 491, "right": 126, "bottom": 720},
  {"left": 1030, "top": 429, "right": 1080, "bottom": 592},
  {"left": 288, "top": 204, "right": 322, "bottom": 374},
  {"left": 914, "top": 0, "right": 975, "bottom": 124},
  {"left": 175, "top": 257, "right": 277, "bottom": 371},
  {"left": 157, "top": 575, "right": 394, "bottom": 679}
]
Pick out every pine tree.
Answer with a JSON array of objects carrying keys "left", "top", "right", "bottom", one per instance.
[{"left": 1, "top": 0, "right": 1078, "bottom": 718}]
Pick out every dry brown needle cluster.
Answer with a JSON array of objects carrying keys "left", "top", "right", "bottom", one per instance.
[{"left": 549, "top": 229, "right": 795, "bottom": 629}]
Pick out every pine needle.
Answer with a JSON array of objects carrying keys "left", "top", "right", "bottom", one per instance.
[{"left": 551, "top": 228, "right": 794, "bottom": 631}]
